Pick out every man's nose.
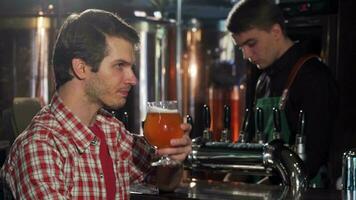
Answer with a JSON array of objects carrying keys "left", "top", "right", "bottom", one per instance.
[
  {"left": 241, "top": 46, "right": 252, "bottom": 61},
  {"left": 126, "top": 68, "right": 138, "bottom": 86}
]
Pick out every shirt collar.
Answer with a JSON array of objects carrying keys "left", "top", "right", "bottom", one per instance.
[
  {"left": 49, "top": 93, "right": 97, "bottom": 153},
  {"left": 264, "top": 41, "right": 304, "bottom": 76}
]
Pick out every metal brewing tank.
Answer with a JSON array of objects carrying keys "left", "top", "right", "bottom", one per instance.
[
  {"left": 0, "top": 15, "right": 55, "bottom": 112},
  {"left": 180, "top": 19, "right": 242, "bottom": 139},
  {"left": 121, "top": 18, "right": 241, "bottom": 138}
]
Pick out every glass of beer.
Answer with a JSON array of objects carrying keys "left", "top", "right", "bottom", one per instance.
[{"left": 143, "top": 100, "right": 184, "bottom": 166}]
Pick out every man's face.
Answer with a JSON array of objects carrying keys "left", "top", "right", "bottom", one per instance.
[
  {"left": 232, "top": 26, "right": 281, "bottom": 70},
  {"left": 85, "top": 36, "right": 137, "bottom": 109}
]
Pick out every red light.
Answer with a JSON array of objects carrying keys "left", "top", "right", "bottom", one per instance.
[{"left": 299, "top": 3, "right": 310, "bottom": 12}]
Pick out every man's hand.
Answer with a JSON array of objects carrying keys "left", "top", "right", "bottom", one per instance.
[{"left": 156, "top": 123, "right": 192, "bottom": 162}]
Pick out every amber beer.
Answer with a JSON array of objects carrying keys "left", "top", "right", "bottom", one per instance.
[{"left": 144, "top": 102, "right": 183, "bottom": 149}]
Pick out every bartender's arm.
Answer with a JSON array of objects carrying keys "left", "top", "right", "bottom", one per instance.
[
  {"left": 155, "top": 124, "right": 192, "bottom": 191},
  {"left": 294, "top": 63, "right": 338, "bottom": 178}
]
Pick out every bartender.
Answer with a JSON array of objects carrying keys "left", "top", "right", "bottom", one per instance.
[{"left": 226, "top": 0, "right": 338, "bottom": 187}]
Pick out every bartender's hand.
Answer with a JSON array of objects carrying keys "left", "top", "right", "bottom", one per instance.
[{"left": 156, "top": 123, "right": 192, "bottom": 162}]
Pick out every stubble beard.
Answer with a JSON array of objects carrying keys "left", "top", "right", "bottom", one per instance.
[{"left": 86, "top": 84, "right": 127, "bottom": 111}]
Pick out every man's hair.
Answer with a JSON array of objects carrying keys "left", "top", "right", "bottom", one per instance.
[
  {"left": 226, "top": 0, "right": 285, "bottom": 34},
  {"left": 52, "top": 9, "right": 140, "bottom": 89}
]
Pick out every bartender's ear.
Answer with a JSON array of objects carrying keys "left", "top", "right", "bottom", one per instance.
[
  {"left": 270, "top": 23, "right": 283, "bottom": 39},
  {"left": 71, "top": 58, "right": 89, "bottom": 80}
]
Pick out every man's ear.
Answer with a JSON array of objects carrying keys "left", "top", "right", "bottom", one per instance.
[
  {"left": 270, "top": 23, "right": 283, "bottom": 39},
  {"left": 71, "top": 58, "right": 89, "bottom": 80}
]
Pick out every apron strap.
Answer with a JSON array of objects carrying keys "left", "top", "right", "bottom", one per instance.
[{"left": 279, "top": 54, "right": 320, "bottom": 110}]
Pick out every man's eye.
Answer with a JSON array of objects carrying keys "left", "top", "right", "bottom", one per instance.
[
  {"left": 116, "top": 63, "right": 125, "bottom": 68},
  {"left": 247, "top": 41, "right": 256, "bottom": 47}
]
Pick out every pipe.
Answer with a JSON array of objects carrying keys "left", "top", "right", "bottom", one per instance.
[
  {"left": 186, "top": 140, "right": 308, "bottom": 194},
  {"left": 263, "top": 140, "right": 308, "bottom": 195},
  {"left": 176, "top": 0, "right": 183, "bottom": 111}
]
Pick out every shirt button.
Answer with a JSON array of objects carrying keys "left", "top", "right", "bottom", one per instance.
[
  {"left": 100, "top": 173, "right": 104, "bottom": 178},
  {"left": 91, "top": 138, "right": 98, "bottom": 146}
]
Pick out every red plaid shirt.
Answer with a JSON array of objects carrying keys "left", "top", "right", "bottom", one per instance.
[{"left": 1, "top": 93, "right": 154, "bottom": 199}]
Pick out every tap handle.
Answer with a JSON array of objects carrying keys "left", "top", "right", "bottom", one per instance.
[
  {"left": 186, "top": 114, "right": 194, "bottom": 138},
  {"left": 272, "top": 107, "right": 281, "bottom": 133},
  {"left": 223, "top": 105, "right": 231, "bottom": 129},
  {"left": 256, "top": 107, "right": 264, "bottom": 132},
  {"left": 203, "top": 104, "right": 211, "bottom": 129},
  {"left": 241, "top": 108, "right": 250, "bottom": 133},
  {"left": 186, "top": 114, "right": 193, "bottom": 126},
  {"left": 297, "top": 110, "right": 305, "bottom": 136},
  {"left": 239, "top": 108, "right": 250, "bottom": 143}
]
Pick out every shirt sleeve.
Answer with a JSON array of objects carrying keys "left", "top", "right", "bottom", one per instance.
[
  {"left": 129, "top": 134, "right": 155, "bottom": 183},
  {"left": 290, "top": 60, "right": 338, "bottom": 178},
  {"left": 1, "top": 130, "right": 68, "bottom": 199}
]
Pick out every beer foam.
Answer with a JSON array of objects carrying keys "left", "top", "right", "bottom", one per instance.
[{"left": 148, "top": 106, "right": 178, "bottom": 113}]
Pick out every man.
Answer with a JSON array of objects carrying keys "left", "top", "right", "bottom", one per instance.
[
  {"left": 226, "top": 0, "right": 338, "bottom": 186},
  {"left": 0, "top": 9, "right": 192, "bottom": 199}
]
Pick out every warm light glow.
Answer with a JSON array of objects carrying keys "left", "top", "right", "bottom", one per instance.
[
  {"left": 139, "top": 32, "right": 148, "bottom": 135},
  {"left": 34, "top": 16, "right": 49, "bottom": 103},
  {"left": 188, "top": 62, "right": 198, "bottom": 78},
  {"left": 240, "top": 84, "right": 245, "bottom": 90},
  {"left": 153, "top": 11, "right": 162, "bottom": 19},
  {"left": 134, "top": 11, "right": 147, "bottom": 17},
  {"left": 189, "top": 182, "right": 197, "bottom": 188}
]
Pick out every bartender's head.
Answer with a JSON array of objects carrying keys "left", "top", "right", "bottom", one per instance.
[{"left": 226, "top": 0, "right": 290, "bottom": 69}]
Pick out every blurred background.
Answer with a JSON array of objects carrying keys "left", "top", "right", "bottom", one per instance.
[{"left": 0, "top": 0, "right": 354, "bottom": 149}]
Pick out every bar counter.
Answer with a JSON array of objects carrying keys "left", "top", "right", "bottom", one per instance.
[{"left": 130, "top": 180, "right": 342, "bottom": 200}]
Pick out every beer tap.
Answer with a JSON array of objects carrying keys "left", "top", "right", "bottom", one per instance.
[
  {"left": 186, "top": 114, "right": 194, "bottom": 139},
  {"left": 255, "top": 107, "right": 265, "bottom": 144},
  {"left": 220, "top": 105, "right": 231, "bottom": 143},
  {"left": 238, "top": 108, "right": 250, "bottom": 143},
  {"left": 272, "top": 107, "right": 282, "bottom": 141},
  {"left": 295, "top": 110, "right": 306, "bottom": 161},
  {"left": 202, "top": 104, "right": 213, "bottom": 142}
]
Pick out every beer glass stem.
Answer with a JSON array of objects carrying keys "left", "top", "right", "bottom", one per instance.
[{"left": 151, "top": 155, "right": 181, "bottom": 167}]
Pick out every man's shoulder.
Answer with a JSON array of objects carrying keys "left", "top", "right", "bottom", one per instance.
[
  {"left": 14, "top": 107, "right": 66, "bottom": 145},
  {"left": 298, "top": 56, "right": 334, "bottom": 80}
]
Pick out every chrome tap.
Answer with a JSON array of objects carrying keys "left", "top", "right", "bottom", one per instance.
[
  {"left": 294, "top": 110, "right": 306, "bottom": 161},
  {"left": 255, "top": 107, "right": 265, "bottom": 144},
  {"left": 272, "top": 107, "right": 282, "bottom": 141},
  {"left": 220, "top": 105, "right": 231, "bottom": 143},
  {"left": 238, "top": 108, "right": 250, "bottom": 143},
  {"left": 202, "top": 104, "right": 212, "bottom": 142}
]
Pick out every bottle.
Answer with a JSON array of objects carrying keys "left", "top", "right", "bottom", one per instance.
[{"left": 230, "top": 85, "right": 240, "bottom": 143}]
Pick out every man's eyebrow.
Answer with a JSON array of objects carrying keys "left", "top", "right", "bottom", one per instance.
[
  {"left": 239, "top": 38, "right": 255, "bottom": 47},
  {"left": 112, "top": 59, "right": 132, "bottom": 65}
]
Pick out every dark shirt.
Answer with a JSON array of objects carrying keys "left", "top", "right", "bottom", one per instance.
[{"left": 255, "top": 41, "right": 339, "bottom": 178}]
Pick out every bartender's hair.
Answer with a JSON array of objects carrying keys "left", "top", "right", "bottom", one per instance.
[
  {"left": 226, "top": 0, "right": 286, "bottom": 35},
  {"left": 52, "top": 9, "right": 139, "bottom": 89}
]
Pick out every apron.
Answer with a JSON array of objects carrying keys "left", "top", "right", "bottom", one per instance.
[
  {"left": 254, "top": 54, "right": 325, "bottom": 187},
  {"left": 255, "top": 96, "right": 291, "bottom": 144},
  {"left": 254, "top": 54, "right": 318, "bottom": 144}
]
